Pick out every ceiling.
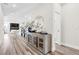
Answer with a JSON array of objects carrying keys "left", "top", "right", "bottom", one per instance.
[
  {"left": 1, "top": 3, "right": 65, "bottom": 16},
  {"left": 1, "top": 3, "right": 40, "bottom": 16},
  {"left": 2, "top": 3, "right": 48, "bottom": 24}
]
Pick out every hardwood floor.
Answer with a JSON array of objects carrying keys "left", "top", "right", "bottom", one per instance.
[
  {"left": 0, "top": 33, "right": 79, "bottom": 55},
  {"left": 0, "top": 34, "right": 36, "bottom": 55},
  {"left": 55, "top": 43, "right": 79, "bottom": 55},
  {"left": 0, "top": 33, "right": 53, "bottom": 55}
]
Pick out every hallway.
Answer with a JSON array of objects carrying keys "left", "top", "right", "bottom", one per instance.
[
  {"left": 0, "top": 33, "right": 53, "bottom": 55},
  {"left": 0, "top": 3, "right": 79, "bottom": 55},
  {"left": 0, "top": 33, "right": 34, "bottom": 55},
  {"left": 0, "top": 32, "right": 63, "bottom": 55},
  {"left": 0, "top": 33, "right": 79, "bottom": 55}
]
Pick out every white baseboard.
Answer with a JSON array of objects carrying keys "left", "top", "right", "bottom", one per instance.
[
  {"left": 62, "top": 43, "right": 79, "bottom": 50},
  {"left": 55, "top": 41, "right": 62, "bottom": 45}
]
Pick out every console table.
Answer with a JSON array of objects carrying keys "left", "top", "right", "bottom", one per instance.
[{"left": 27, "top": 32, "right": 52, "bottom": 54}]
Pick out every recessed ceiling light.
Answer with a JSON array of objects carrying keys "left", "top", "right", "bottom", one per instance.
[{"left": 12, "top": 4, "right": 16, "bottom": 8}]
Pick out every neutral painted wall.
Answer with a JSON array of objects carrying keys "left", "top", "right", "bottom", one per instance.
[
  {"left": 0, "top": 4, "right": 4, "bottom": 46},
  {"left": 4, "top": 4, "right": 53, "bottom": 34},
  {"left": 53, "top": 4, "right": 61, "bottom": 45},
  {"left": 4, "top": 4, "right": 55, "bottom": 51},
  {"left": 31, "top": 4, "right": 53, "bottom": 34},
  {"left": 62, "top": 4, "right": 79, "bottom": 49},
  {"left": 31, "top": 4, "right": 54, "bottom": 51}
]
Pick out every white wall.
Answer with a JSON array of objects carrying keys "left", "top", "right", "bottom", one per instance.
[
  {"left": 0, "top": 4, "right": 4, "bottom": 45},
  {"left": 31, "top": 4, "right": 53, "bottom": 34},
  {"left": 4, "top": 4, "right": 53, "bottom": 34},
  {"left": 4, "top": 4, "right": 55, "bottom": 51},
  {"left": 62, "top": 4, "right": 79, "bottom": 49},
  {"left": 53, "top": 4, "right": 61, "bottom": 45},
  {"left": 31, "top": 4, "right": 55, "bottom": 52}
]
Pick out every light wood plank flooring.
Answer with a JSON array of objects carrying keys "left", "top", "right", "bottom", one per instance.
[
  {"left": 0, "top": 33, "right": 79, "bottom": 55},
  {"left": 0, "top": 34, "right": 33, "bottom": 55},
  {"left": 0, "top": 33, "right": 54, "bottom": 55},
  {"left": 55, "top": 43, "right": 79, "bottom": 55}
]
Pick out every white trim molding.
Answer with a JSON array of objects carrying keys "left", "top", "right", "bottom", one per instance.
[{"left": 62, "top": 43, "right": 79, "bottom": 50}]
